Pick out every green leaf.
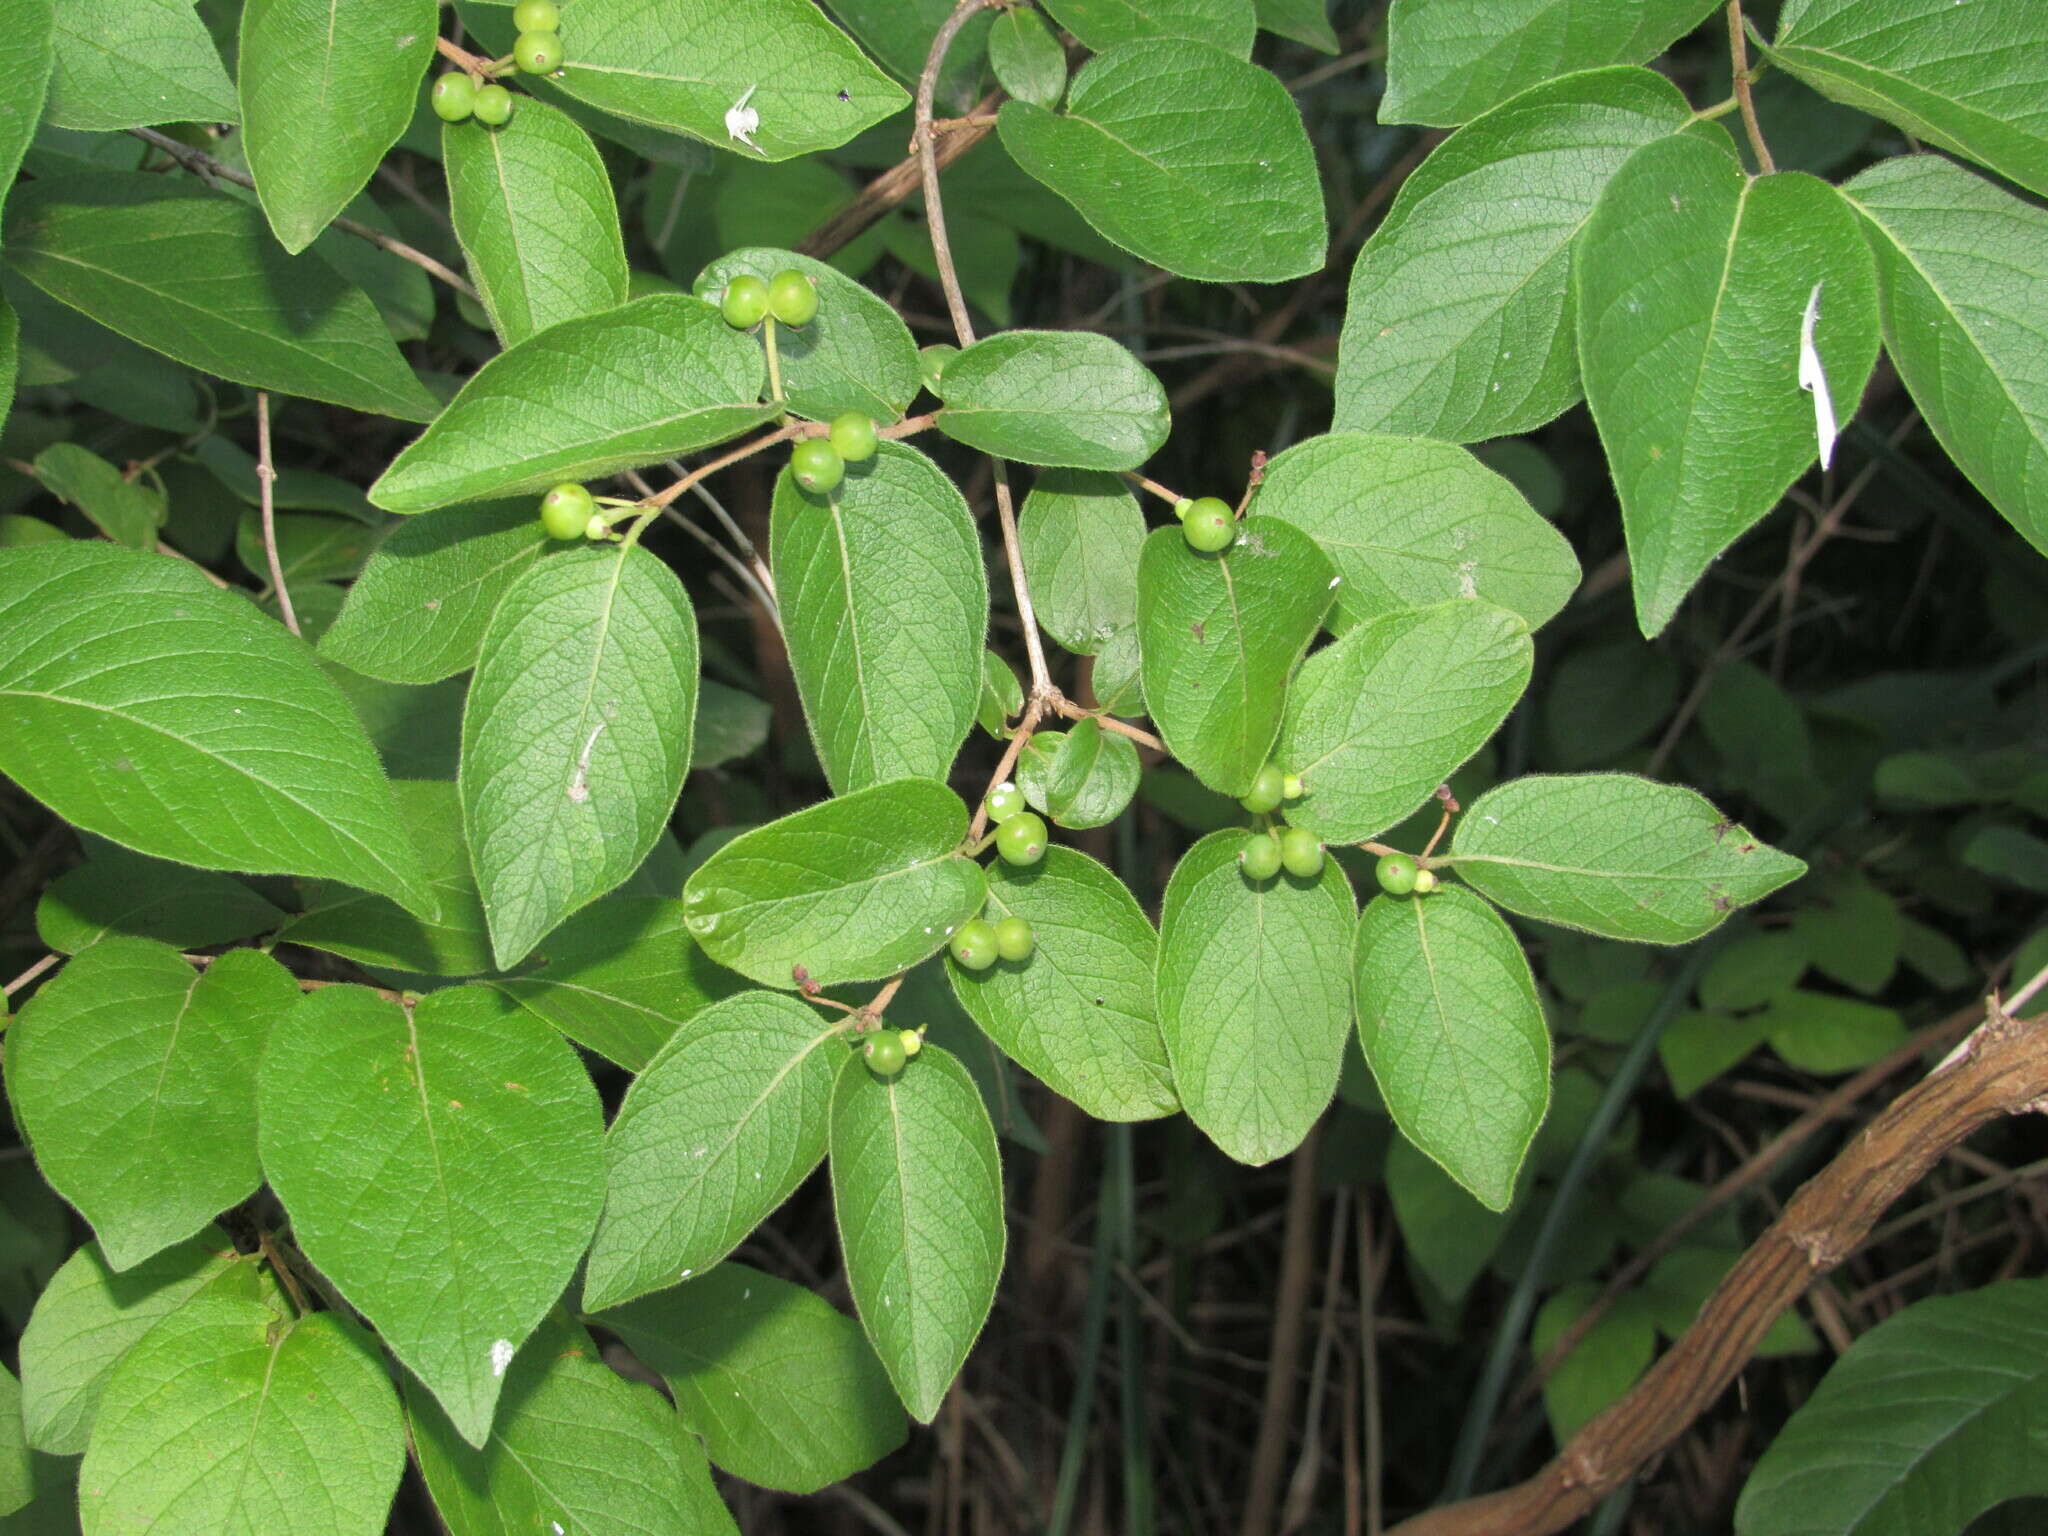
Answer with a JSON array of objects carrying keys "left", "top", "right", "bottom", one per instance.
[
  {"left": 989, "top": 5, "right": 1066, "bottom": 109},
  {"left": 37, "top": 842, "right": 285, "bottom": 955},
  {"left": 1334, "top": 66, "right": 1693, "bottom": 443},
  {"left": 1019, "top": 468, "right": 1146, "bottom": 654},
  {"left": 79, "top": 1300, "right": 403, "bottom": 1535},
  {"left": 681, "top": 778, "right": 987, "bottom": 988},
  {"left": 1792, "top": 871, "right": 1899, "bottom": 995},
  {"left": 698, "top": 248, "right": 921, "bottom": 423},
  {"left": 333, "top": 669, "right": 466, "bottom": 779},
  {"left": 1157, "top": 829, "right": 1357, "bottom": 1165},
  {"left": 409, "top": 1312, "right": 736, "bottom": 1536},
  {"left": 936, "top": 329, "right": 1169, "bottom": 470},
  {"left": 540, "top": 0, "right": 908, "bottom": 158},
  {"left": 818, "top": 0, "right": 990, "bottom": 114},
  {"left": 829, "top": 1044, "right": 1004, "bottom": 1423},
  {"left": 257, "top": 984, "right": 606, "bottom": 1445},
  {"left": 946, "top": 845, "right": 1177, "bottom": 1121},
  {"left": 1698, "top": 931, "right": 1808, "bottom": 1011},
  {"left": 281, "top": 780, "right": 494, "bottom": 977},
  {"left": 771, "top": 443, "right": 986, "bottom": 795},
  {"left": 1136, "top": 515, "right": 1334, "bottom": 797},
  {"left": 238, "top": 0, "right": 438, "bottom": 252},
  {"left": 1256, "top": 0, "right": 1339, "bottom": 50},
  {"left": 19, "top": 1227, "right": 273, "bottom": 1456},
  {"left": 1962, "top": 824, "right": 2048, "bottom": 893},
  {"left": 1017, "top": 719, "right": 1142, "bottom": 829},
  {"left": 1763, "top": 989, "right": 1907, "bottom": 1073},
  {"left": 1449, "top": 774, "right": 1807, "bottom": 943},
  {"left": 6, "top": 172, "right": 438, "bottom": 422},
  {"left": 584, "top": 991, "right": 841, "bottom": 1310},
  {"left": 1767, "top": 0, "right": 2048, "bottom": 198},
  {"left": 998, "top": 41, "right": 1326, "bottom": 282},
  {"left": 444, "top": 101, "right": 629, "bottom": 350},
  {"left": 0, "top": 544, "right": 429, "bottom": 911},
  {"left": 694, "top": 679, "right": 770, "bottom": 769},
  {"left": 370, "top": 295, "right": 772, "bottom": 512},
  {"left": 462, "top": 542, "right": 698, "bottom": 970},
  {"left": 1093, "top": 621, "right": 1144, "bottom": 715},
  {"left": 1353, "top": 885, "right": 1549, "bottom": 1210},
  {"left": 0, "top": 0, "right": 54, "bottom": 223},
  {"left": 1541, "top": 637, "right": 1679, "bottom": 767},
  {"left": 1841, "top": 155, "right": 2048, "bottom": 557},
  {"left": 1737, "top": 1278, "right": 2048, "bottom": 1535},
  {"left": 977, "top": 648, "right": 1024, "bottom": 737},
  {"left": 234, "top": 511, "right": 377, "bottom": 593},
  {"left": 1577, "top": 136, "right": 1881, "bottom": 636},
  {"left": 1041, "top": 0, "right": 1256, "bottom": 54},
  {"left": 1382, "top": 0, "right": 1716, "bottom": 125},
  {"left": 1386, "top": 1134, "right": 1514, "bottom": 1302},
  {"left": 318, "top": 501, "right": 551, "bottom": 685},
  {"left": 1531, "top": 1282, "right": 1656, "bottom": 1443},
  {"left": 1277, "top": 601, "right": 1531, "bottom": 844},
  {"left": 32, "top": 441, "right": 161, "bottom": 550},
  {"left": 47, "top": 0, "right": 237, "bottom": 132},
  {"left": 596, "top": 1263, "right": 908, "bottom": 1493},
  {"left": 10, "top": 940, "right": 295, "bottom": 1270},
  {"left": 1254, "top": 433, "right": 1580, "bottom": 632},
  {"left": 486, "top": 895, "right": 743, "bottom": 1070}
]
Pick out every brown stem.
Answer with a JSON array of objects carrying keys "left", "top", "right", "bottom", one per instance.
[
  {"left": 1049, "top": 694, "right": 1164, "bottom": 752},
  {"left": 1241, "top": 1122, "right": 1325, "bottom": 1536},
  {"left": 966, "top": 696, "right": 1048, "bottom": 842},
  {"left": 255, "top": 393, "right": 299, "bottom": 638},
  {"left": 1388, "top": 1000, "right": 2048, "bottom": 1536},
  {"left": 797, "top": 90, "right": 1003, "bottom": 261},
  {"left": 1726, "top": 3, "right": 1776, "bottom": 175}
]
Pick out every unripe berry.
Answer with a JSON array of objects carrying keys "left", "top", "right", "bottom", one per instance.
[
  {"left": 1240, "top": 829, "right": 1282, "bottom": 882},
  {"left": 790, "top": 439, "right": 844, "bottom": 495},
  {"left": 1239, "top": 763, "right": 1285, "bottom": 815},
  {"left": 951, "top": 918, "right": 999, "bottom": 971},
  {"left": 1282, "top": 773, "right": 1304, "bottom": 801},
  {"left": 583, "top": 513, "right": 609, "bottom": 540},
  {"left": 994, "top": 916, "right": 1034, "bottom": 962},
  {"left": 985, "top": 782, "right": 1027, "bottom": 823},
  {"left": 539, "top": 482, "right": 594, "bottom": 539},
  {"left": 720, "top": 274, "right": 770, "bottom": 329},
  {"left": 1184, "top": 503, "right": 1234, "bottom": 552},
  {"left": 900, "top": 1028, "right": 923, "bottom": 1057},
  {"left": 1173, "top": 498, "right": 1194, "bottom": 521},
  {"left": 1280, "top": 827, "right": 1324, "bottom": 879},
  {"left": 430, "top": 73, "right": 476, "bottom": 123},
  {"left": 1375, "top": 853, "right": 1418, "bottom": 896},
  {"left": 767, "top": 269, "right": 818, "bottom": 327},
  {"left": 864, "top": 1029, "right": 907, "bottom": 1076},
  {"left": 829, "top": 411, "right": 879, "bottom": 462},
  {"left": 513, "top": 0, "right": 561, "bottom": 30},
  {"left": 996, "top": 812, "right": 1048, "bottom": 866},
  {"left": 473, "top": 83, "right": 515, "bottom": 125},
  {"left": 1413, "top": 868, "right": 1439, "bottom": 894},
  {"left": 514, "top": 30, "right": 563, "bottom": 74}
]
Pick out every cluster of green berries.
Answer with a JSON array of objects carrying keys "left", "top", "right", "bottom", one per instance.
[
  {"left": 429, "top": 0, "right": 566, "bottom": 126},
  {"left": 537, "top": 481, "right": 607, "bottom": 541},
  {"left": 983, "top": 781, "right": 1048, "bottom": 866},
  {"left": 1374, "top": 853, "right": 1440, "bottom": 897},
  {"left": 1237, "top": 761, "right": 1322, "bottom": 881},
  {"left": 949, "top": 912, "right": 1035, "bottom": 970},
  {"left": 719, "top": 269, "right": 819, "bottom": 330},
  {"left": 715, "top": 269, "right": 882, "bottom": 496},
  {"left": 790, "top": 412, "right": 877, "bottom": 495},
  {"left": 863, "top": 1024, "right": 924, "bottom": 1078},
  {"left": 1176, "top": 495, "right": 1237, "bottom": 553}
]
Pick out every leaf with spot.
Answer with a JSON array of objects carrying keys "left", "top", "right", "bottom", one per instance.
[
  {"left": 238, "top": 0, "right": 439, "bottom": 252},
  {"left": 583, "top": 991, "right": 841, "bottom": 1310},
  {"left": 1277, "top": 601, "right": 1531, "bottom": 845},
  {"left": 947, "top": 845, "right": 1176, "bottom": 1121},
  {"left": 771, "top": 443, "right": 986, "bottom": 795},
  {"left": 1449, "top": 774, "right": 1807, "bottom": 943},
  {"left": 370, "top": 295, "right": 772, "bottom": 512},
  {"left": 681, "top": 778, "right": 987, "bottom": 988},
  {"left": 1137, "top": 515, "right": 1334, "bottom": 798},
  {"left": 1019, "top": 468, "right": 1147, "bottom": 654},
  {"left": 1157, "top": 829, "right": 1356, "bottom": 1165},
  {"left": 444, "top": 97, "right": 630, "bottom": 347},
  {"left": 1016, "top": 720, "right": 1141, "bottom": 830},
  {"left": 829, "top": 1044, "right": 1004, "bottom": 1422},
  {"left": 1254, "top": 433, "right": 1580, "bottom": 632},
  {"left": 461, "top": 541, "right": 698, "bottom": 970},
  {"left": 78, "top": 1300, "right": 403, "bottom": 1535},
  {"left": 596, "top": 1263, "right": 907, "bottom": 1494},
  {"left": 8, "top": 940, "right": 296, "bottom": 1271},
  {"left": 257, "top": 984, "right": 606, "bottom": 1446},
  {"left": 46, "top": 0, "right": 237, "bottom": 132},
  {"left": 1352, "top": 885, "right": 1549, "bottom": 1211},
  {"left": 1577, "top": 135, "right": 1880, "bottom": 635},
  {"left": 936, "top": 329, "right": 1169, "bottom": 470}
]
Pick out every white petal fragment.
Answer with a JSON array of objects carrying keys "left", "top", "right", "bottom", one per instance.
[{"left": 1798, "top": 281, "right": 1838, "bottom": 470}]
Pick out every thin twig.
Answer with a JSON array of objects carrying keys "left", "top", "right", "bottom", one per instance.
[
  {"left": 1241, "top": 1122, "right": 1325, "bottom": 1536},
  {"left": 255, "top": 392, "right": 299, "bottom": 637},
  {"left": 1049, "top": 693, "right": 1164, "bottom": 752},
  {"left": 799, "top": 86, "right": 1007, "bottom": 261},
  {"left": 1726, "top": 3, "right": 1776, "bottom": 175},
  {"left": 3, "top": 952, "right": 60, "bottom": 998}
]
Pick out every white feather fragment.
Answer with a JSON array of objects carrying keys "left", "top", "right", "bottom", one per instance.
[
  {"left": 726, "top": 85, "right": 762, "bottom": 152},
  {"left": 1798, "top": 282, "right": 1838, "bottom": 470}
]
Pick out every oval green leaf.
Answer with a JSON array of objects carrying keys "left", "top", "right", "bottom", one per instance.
[
  {"left": 47, "top": 0, "right": 237, "bottom": 132},
  {"left": 1016, "top": 719, "right": 1141, "bottom": 829},
  {"left": 1019, "top": 468, "right": 1146, "bottom": 654},
  {"left": 936, "top": 329, "right": 1169, "bottom": 470}
]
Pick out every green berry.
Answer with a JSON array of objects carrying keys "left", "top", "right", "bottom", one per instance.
[
  {"left": 994, "top": 916, "right": 1035, "bottom": 962},
  {"left": 720, "top": 274, "right": 770, "bottom": 329},
  {"left": 900, "top": 1028, "right": 924, "bottom": 1058},
  {"left": 514, "top": 30, "right": 563, "bottom": 73},
  {"left": 1239, "top": 830, "right": 1283, "bottom": 882},
  {"left": 1184, "top": 503, "right": 1235, "bottom": 553},
  {"left": 1413, "top": 868, "right": 1439, "bottom": 894},
  {"left": 829, "top": 411, "right": 879, "bottom": 462},
  {"left": 766, "top": 269, "right": 819, "bottom": 327},
  {"left": 473, "top": 83, "right": 515, "bottom": 125},
  {"left": 512, "top": 0, "right": 561, "bottom": 30},
  {"left": 919, "top": 344, "right": 957, "bottom": 394},
  {"left": 1282, "top": 773, "right": 1304, "bottom": 801},
  {"left": 951, "top": 918, "right": 999, "bottom": 971},
  {"left": 1280, "top": 827, "right": 1325, "bottom": 879},
  {"left": 1173, "top": 498, "right": 1195, "bottom": 521},
  {"left": 539, "top": 482, "right": 594, "bottom": 540},
  {"left": 790, "top": 439, "right": 844, "bottom": 495},
  {"left": 430, "top": 72, "right": 476, "bottom": 122},
  {"left": 1187, "top": 496, "right": 1232, "bottom": 527},
  {"left": 1239, "top": 763, "right": 1286, "bottom": 815},
  {"left": 864, "top": 1029, "right": 907, "bottom": 1076},
  {"left": 996, "top": 812, "right": 1048, "bottom": 866},
  {"left": 1375, "top": 853, "right": 1419, "bottom": 896},
  {"left": 584, "top": 513, "right": 611, "bottom": 540},
  {"left": 985, "top": 782, "right": 1027, "bottom": 823}
]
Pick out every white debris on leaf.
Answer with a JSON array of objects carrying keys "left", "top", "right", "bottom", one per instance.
[
  {"left": 726, "top": 85, "right": 762, "bottom": 152},
  {"left": 1798, "top": 281, "right": 1838, "bottom": 470},
  {"left": 490, "top": 1339, "right": 515, "bottom": 1378}
]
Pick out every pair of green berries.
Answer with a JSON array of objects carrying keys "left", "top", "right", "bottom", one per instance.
[
  {"left": 720, "top": 270, "right": 820, "bottom": 331},
  {"left": 984, "top": 782, "right": 1048, "bottom": 866},
  {"left": 863, "top": 1026, "right": 923, "bottom": 1078},
  {"left": 511, "top": 0, "right": 567, "bottom": 73},
  {"left": 790, "top": 413, "right": 879, "bottom": 496},
  {"left": 1239, "top": 763, "right": 1304, "bottom": 815},
  {"left": 430, "top": 72, "right": 514, "bottom": 126},
  {"left": 538, "top": 482, "right": 603, "bottom": 540},
  {"left": 949, "top": 913, "right": 1035, "bottom": 970},
  {"left": 1241, "top": 826, "right": 1324, "bottom": 882},
  {"left": 1374, "top": 853, "right": 1439, "bottom": 897},
  {"left": 1176, "top": 495, "right": 1237, "bottom": 553}
]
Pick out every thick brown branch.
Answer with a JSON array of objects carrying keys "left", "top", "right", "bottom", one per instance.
[{"left": 1390, "top": 1005, "right": 2048, "bottom": 1536}]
